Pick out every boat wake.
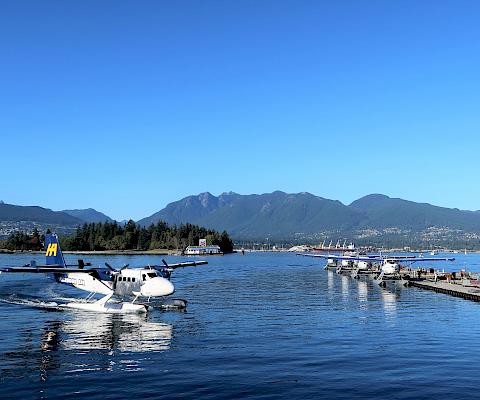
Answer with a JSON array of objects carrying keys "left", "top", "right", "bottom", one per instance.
[{"left": 0, "top": 295, "right": 61, "bottom": 310}]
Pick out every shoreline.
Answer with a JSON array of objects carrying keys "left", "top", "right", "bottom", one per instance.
[
  {"left": 0, "top": 249, "right": 179, "bottom": 256},
  {"left": 2, "top": 248, "right": 480, "bottom": 255}
]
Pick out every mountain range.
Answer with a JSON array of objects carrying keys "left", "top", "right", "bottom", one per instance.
[
  {"left": 62, "top": 208, "right": 113, "bottom": 223},
  {"left": 2, "top": 192, "right": 480, "bottom": 247},
  {"left": 0, "top": 203, "right": 83, "bottom": 225},
  {"left": 0, "top": 202, "right": 112, "bottom": 238},
  {"left": 138, "top": 192, "right": 480, "bottom": 246},
  {"left": 138, "top": 191, "right": 363, "bottom": 237}
]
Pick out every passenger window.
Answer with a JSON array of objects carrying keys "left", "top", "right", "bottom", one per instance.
[
  {"left": 127, "top": 277, "right": 131, "bottom": 282},
  {"left": 132, "top": 278, "right": 135, "bottom": 282},
  {"left": 142, "top": 274, "right": 146, "bottom": 281}
]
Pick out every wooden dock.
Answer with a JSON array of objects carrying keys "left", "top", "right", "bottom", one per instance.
[{"left": 410, "top": 280, "right": 480, "bottom": 302}]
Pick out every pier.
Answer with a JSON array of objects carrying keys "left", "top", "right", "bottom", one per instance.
[{"left": 410, "top": 280, "right": 480, "bottom": 302}]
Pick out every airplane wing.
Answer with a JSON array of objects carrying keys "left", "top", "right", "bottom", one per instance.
[
  {"left": 146, "top": 259, "right": 208, "bottom": 280},
  {"left": 403, "top": 257, "right": 455, "bottom": 263},
  {"left": 159, "top": 259, "right": 208, "bottom": 270},
  {"left": 297, "top": 253, "right": 332, "bottom": 259},
  {"left": 1, "top": 266, "right": 89, "bottom": 273},
  {"left": 299, "top": 253, "right": 455, "bottom": 263},
  {"left": 298, "top": 254, "right": 381, "bottom": 262},
  {"left": 0, "top": 266, "right": 105, "bottom": 280}
]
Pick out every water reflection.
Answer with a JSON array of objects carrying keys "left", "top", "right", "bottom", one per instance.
[
  {"left": 60, "top": 312, "right": 172, "bottom": 352},
  {"left": 381, "top": 289, "right": 398, "bottom": 323},
  {"left": 38, "top": 313, "right": 172, "bottom": 380},
  {"left": 327, "top": 271, "right": 334, "bottom": 294},
  {"left": 341, "top": 275, "right": 349, "bottom": 301},
  {"left": 357, "top": 280, "right": 368, "bottom": 306}
]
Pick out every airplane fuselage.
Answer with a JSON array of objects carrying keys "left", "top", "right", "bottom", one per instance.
[{"left": 55, "top": 268, "right": 175, "bottom": 297}]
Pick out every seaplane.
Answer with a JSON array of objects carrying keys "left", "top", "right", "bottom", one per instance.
[
  {"left": 299, "top": 253, "right": 455, "bottom": 286},
  {"left": 0, "top": 234, "right": 207, "bottom": 314},
  {"left": 312, "top": 239, "right": 356, "bottom": 253},
  {"left": 309, "top": 252, "right": 380, "bottom": 274}
]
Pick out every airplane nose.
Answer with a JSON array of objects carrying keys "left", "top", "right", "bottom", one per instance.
[
  {"left": 161, "top": 279, "right": 175, "bottom": 295},
  {"left": 140, "top": 277, "right": 175, "bottom": 297}
]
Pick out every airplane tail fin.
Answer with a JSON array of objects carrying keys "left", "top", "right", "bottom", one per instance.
[{"left": 45, "top": 233, "right": 66, "bottom": 267}]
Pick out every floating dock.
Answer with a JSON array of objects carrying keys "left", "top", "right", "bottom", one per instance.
[{"left": 410, "top": 280, "right": 480, "bottom": 302}]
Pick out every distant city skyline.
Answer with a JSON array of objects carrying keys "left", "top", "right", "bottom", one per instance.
[{"left": 2, "top": 1, "right": 479, "bottom": 220}]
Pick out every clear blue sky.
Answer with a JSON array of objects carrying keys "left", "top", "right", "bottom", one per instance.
[{"left": 1, "top": 1, "right": 479, "bottom": 220}]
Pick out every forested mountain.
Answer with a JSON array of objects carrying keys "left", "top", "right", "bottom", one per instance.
[
  {"left": 0, "top": 203, "right": 111, "bottom": 238},
  {"left": 138, "top": 191, "right": 364, "bottom": 238},
  {"left": 3, "top": 192, "right": 480, "bottom": 247},
  {"left": 0, "top": 203, "right": 82, "bottom": 224},
  {"left": 62, "top": 208, "right": 112, "bottom": 223},
  {"left": 138, "top": 192, "right": 480, "bottom": 246},
  {"left": 350, "top": 194, "right": 480, "bottom": 231},
  {"left": 0, "top": 203, "right": 112, "bottom": 225}
]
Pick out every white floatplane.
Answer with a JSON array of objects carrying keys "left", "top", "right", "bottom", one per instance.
[
  {"left": 299, "top": 253, "right": 455, "bottom": 286},
  {"left": 308, "top": 252, "right": 380, "bottom": 274},
  {"left": 0, "top": 234, "right": 207, "bottom": 314}
]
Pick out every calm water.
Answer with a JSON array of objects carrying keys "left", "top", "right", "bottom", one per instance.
[{"left": 1, "top": 252, "right": 480, "bottom": 399}]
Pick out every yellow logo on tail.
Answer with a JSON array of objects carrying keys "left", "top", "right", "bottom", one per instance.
[{"left": 45, "top": 243, "right": 58, "bottom": 257}]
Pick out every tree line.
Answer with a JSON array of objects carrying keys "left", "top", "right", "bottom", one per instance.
[
  {"left": 1, "top": 228, "right": 44, "bottom": 251},
  {"left": 1, "top": 221, "right": 234, "bottom": 253}
]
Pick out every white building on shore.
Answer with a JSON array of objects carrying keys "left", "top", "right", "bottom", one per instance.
[{"left": 185, "top": 245, "right": 222, "bottom": 255}]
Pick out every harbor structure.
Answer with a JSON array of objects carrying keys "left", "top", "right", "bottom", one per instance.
[{"left": 185, "top": 240, "right": 222, "bottom": 255}]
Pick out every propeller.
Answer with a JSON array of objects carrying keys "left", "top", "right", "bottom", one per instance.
[
  {"left": 104, "top": 262, "right": 117, "bottom": 272},
  {"left": 104, "top": 262, "right": 129, "bottom": 271}
]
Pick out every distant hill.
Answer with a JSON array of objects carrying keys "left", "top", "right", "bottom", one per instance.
[
  {"left": 0, "top": 202, "right": 84, "bottom": 238},
  {"left": 62, "top": 208, "right": 113, "bottom": 223},
  {"left": 138, "top": 191, "right": 480, "bottom": 246},
  {"left": 350, "top": 194, "right": 480, "bottom": 232},
  {"left": 3, "top": 193, "right": 480, "bottom": 247},
  {"left": 140, "top": 192, "right": 222, "bottom": 227},
  {"left": 138, "top": 191, "right": 364, "bottom": 238},
  {"left": 0, "top": 203, "right": 82, "bottom": 225}
]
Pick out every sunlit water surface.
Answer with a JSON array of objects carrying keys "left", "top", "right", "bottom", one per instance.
[{"left": 1, "top": 252, "right": 480, "bottom": 399}]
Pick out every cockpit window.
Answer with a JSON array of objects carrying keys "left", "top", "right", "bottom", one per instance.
[{"left": 147, "top": 272, "right": 157, "bottom": 278}]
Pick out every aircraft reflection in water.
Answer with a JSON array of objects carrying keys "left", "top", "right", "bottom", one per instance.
[
  {"left": 381, "top": 289, "right": 399, "bottom": 324},
  {"left": 341, "top": 275, "right": 349, "bottom": 301},
  {"left": 357, "top": 280, "right": 368, "bottom": 303},
  {"left": 315, "top": 253, "right": 403, "bottom": 318},
  {"left": 327, "top": 270, "right": 334, "bottom": 293},
  {"left": 38, "top": 313, "right": 172, "bottom": 381}
]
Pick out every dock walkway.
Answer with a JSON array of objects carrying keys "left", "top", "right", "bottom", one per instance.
[{"left": 411, "top": 280, "right": 480, "bottom": 302}]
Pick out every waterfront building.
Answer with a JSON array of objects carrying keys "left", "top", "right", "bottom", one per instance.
[{"left": 185, "top": 245, "right": 222, "bottom": 255}]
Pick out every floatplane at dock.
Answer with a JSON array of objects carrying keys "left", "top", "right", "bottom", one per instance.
[
  {"left": 312, "top": 239, "right": 356, "bottom": 253},
  {"left": 299, "top": 253, "right": 456, "bottom": 287}
]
